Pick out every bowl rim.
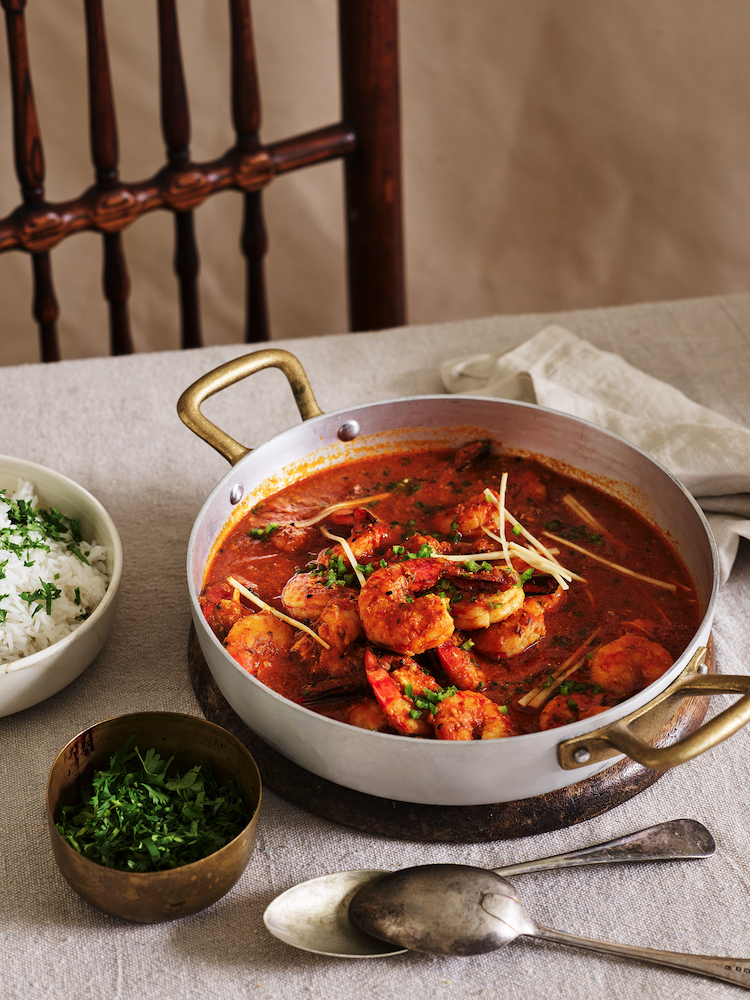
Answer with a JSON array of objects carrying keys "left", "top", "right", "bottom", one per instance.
[
  {"left": 46, "top": 710, "right": 263, "bottom": 878},
  {"left": 0, "top": 454, "right": 124, "bottom": 676}
]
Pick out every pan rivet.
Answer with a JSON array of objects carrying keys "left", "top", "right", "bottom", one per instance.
[
  {"left": 697, "top": 661, "right": 708, "bottom": 674},
  {"left": 573, "top": 747, "right": 591, "bottom": 764},
  {"left": 338, "top": 420, "right": 360, "bottom": 442},
  {"left": 229, "top": 484, "right": 244, "bottom": 505}
]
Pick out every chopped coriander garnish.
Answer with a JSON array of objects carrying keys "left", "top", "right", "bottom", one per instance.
[
  {"left": 66, "top": 544, "right": 90, "bottom": 565},
  {"left": 0, "top": 494, "right": 97, "bottom": 567},
  {"left": 248, "top": 522, "right": 279, "bottom": 540},
  {"left": 55, "top": 739, "right": 253, "bottom": 872},
  {"left": 409, "top": 684, "right": 458, "bottom": 718},
  {"left": 19, "top": 579, "right": 61, "bottom": 615}
]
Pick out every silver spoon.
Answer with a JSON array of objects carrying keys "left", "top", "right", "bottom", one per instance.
[
  {"left": 263, "top": 819, "right": 714, "bottom": 958},
  {"left": 349, "top": 864, "right": 749, "bottom": 988}
]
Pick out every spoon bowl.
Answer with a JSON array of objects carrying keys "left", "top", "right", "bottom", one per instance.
[
  {"left": 349, "top": 864, "right": 750, "bottom": 989},
  {"left": 263, "top": 869, "right": 401, "bottom": 958},
  {"left": 351, "top": 865, "right": 526, "bottom": 955}
]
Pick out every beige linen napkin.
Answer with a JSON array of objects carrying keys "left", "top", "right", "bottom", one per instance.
[{"left": 441, "top": 325, "right": 750, "bottom": 584}]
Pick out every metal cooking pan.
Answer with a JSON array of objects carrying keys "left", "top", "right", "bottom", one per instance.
[{"left": 179, "top": 349, "right": 750, "bottom": 806}]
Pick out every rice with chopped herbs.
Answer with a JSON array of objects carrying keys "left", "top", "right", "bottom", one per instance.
[{"left": 0, "top": 480, "right": 109, "bottom": 667}]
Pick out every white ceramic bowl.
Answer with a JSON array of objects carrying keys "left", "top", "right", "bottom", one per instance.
[{"left": 0, "top": 456, "right": 123, "bottom": 717}]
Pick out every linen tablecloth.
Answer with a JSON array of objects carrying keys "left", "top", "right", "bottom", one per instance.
[{"left": 2, "top": 293, "right": 750, "bottom": 1000}]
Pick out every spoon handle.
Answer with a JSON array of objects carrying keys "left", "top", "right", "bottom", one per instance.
[
  {"left": 493, "top": 819, "right": 714, "bottom": 877},
  {"left": 533, "top": 924, "right": 750, "bottom": 990}
]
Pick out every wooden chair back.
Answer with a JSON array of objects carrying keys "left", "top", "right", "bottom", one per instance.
[{"left": 0, "top": 0, "right": 405, "bottom": 361}]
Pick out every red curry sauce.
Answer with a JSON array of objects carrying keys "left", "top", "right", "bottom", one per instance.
[{"left": 201, "top": 443, "right": 701, "bottom": 739}]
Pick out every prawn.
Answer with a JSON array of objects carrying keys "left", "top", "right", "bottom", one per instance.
[
  {"left": 358, "top": 557, "right": 523, "bottom": 654},
  {"left": 224, "top": 610, "right": 297, "bottom": 675},
  {"left": 431, "top": 689, "right": 517, "bottom": 740},
  {"left": 345, "top": 697, "right": 390, "bottom": 732},
  {"left": 364, "top": 648, "right": 443, "bottom": 736},
  {"left": 327, "top": 505, "right": 379, "bottom": 528},
  {"left": 453, "top": 439, "right": 491, "bottom": 471},
  {"left": 432, "top": 474, "right": 547, "bottom": 539},
  {"left": 431, "top": 492, "right": 504, "bottom": 539},
  {"left": 358, "top": 558, "right": 456, "bottom": 655},
  {"left": 281, "top": 573, "right": 357, "bottom": 621},
  {"left": 537, "top": 692, "right": 610, "bottom": 730},
  {"left": 401, "top": 532, "right": 451, "bottom": 556},
  {"left": 471, "top": 597, "right": 546, "bottom": 659},
  {"left": 434, "top": 641, "right": 486, "bottom": 691},
  {"left": 270, "top": 524, "right": 316, "bottom": 554},
  {"left": 588, "top": 633, "right": 673, "bottom": 695},
  {"left": 291, "top": 592, "right": 367, "bottom": 685},
  {"left": 199, "top": 575, "right": 255, "bottom": 640},
  {"left": 319, "top": 510, "right": 390, "bottom": 566},
  {"left": 448, "top": 574, "right": 524, "bottom": 630},
  {"left": 522, "top": 573, "right": 566, "bottom": 613},
  {"left": 315, "top": 591, "right": 364, "bottom": 647}
]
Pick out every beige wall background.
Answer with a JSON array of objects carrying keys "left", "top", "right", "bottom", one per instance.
[{"left": 1, "top": 1, "right": 749, "bottom": 365}]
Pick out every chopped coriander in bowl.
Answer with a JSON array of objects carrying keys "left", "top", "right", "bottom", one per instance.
[{"left": 47, "top": 712, "right": 262, "bottom": 922}]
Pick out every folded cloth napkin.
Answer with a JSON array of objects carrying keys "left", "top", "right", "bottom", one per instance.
[{"left": 441, "top": 324, "right": 750, "bottom": 584}]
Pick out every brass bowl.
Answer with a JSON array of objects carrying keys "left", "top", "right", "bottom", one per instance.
[{"left": 46, "top": 712, "right": 262, "bottom": 922}]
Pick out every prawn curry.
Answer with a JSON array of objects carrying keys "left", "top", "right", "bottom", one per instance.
[{"left": 200, "top": 440, "right": 700, "bottom": 741}]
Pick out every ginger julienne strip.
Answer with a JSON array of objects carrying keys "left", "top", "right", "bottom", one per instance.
[
  {"left": 293, "top": 493, "right": 391, "bottom": 528},
  {"left": 543, "top": 530, "right": 677, "bottom": 591}
]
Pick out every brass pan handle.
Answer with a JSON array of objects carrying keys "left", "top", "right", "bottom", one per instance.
[
  {"left": 177, "top": 349, "right": 323, "bottom": 465},
  {"left": 558, "top": 647, "right": 750, "bottom": 770}
]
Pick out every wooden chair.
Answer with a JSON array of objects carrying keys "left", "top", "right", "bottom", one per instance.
[{"left": 0, "top": 0, "right": 405, "bottom": 361}]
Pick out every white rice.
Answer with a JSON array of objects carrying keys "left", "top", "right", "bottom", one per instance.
[{"left": 0, "top": 479, "right": 109, "bottom": 668}]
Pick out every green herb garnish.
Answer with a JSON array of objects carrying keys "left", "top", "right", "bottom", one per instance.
[
  {"left": 56, "top": 739, "right": 253, "bottom": 872},
  {"left": 248, "top": 522, "right": 279, "bottom": 540},
  {"left": 410, "top": 684, "right": 458, "bottom": 717},
  {"left": 19, "top": 579, "right": 62, "bottom": 615},
  {"left": 0, "top": 494, "right": 91, "bottom": 562}
]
